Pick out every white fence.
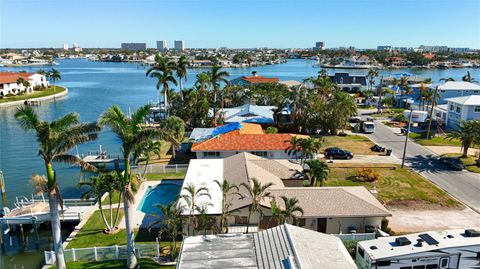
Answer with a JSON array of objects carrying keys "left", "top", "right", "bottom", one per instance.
[
  {"left": 44, "top": 240, "right": 162, "bottom": 265},
  {"left": 132, "top": 163, "right": 188, "bottom": 175},
  {"left": 334, "top": 233, "right": 376, "bottom": 241}
]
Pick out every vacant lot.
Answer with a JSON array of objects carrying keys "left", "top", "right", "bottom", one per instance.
[
  {"left": 325, "top": 163, "right": 459, "bottom": 208},
  {"left": 321, "top": 135, "right": 376, "bottom": 155}
]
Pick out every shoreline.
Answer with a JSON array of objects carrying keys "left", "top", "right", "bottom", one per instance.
[{"left": 0, "top": 86, "right": 68, "bottom": 108}]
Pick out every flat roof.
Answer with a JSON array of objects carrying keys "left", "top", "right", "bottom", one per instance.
[
  {"left": 430, "top": 81, "right": 480, "bottom": 91},
  {"left": 358, "top": 229, "right": 480, "bottom": 260},
  {"left": 445, "top": 95, "right": 480, "bottom": 105},
  {"left": 178, "top": 159, "right": 224, "bottom": 215}
]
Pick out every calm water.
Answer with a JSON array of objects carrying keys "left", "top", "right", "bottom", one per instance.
[{"left": 0, "top": 58, "right": 479, "bottom": 267}]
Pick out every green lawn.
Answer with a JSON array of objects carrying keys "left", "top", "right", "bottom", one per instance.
[
  {"left": 325, "top": 164, "right": 459, "bottom": 207},
  {"left": 321, "top": 135, "right": 375, "bottom": 155},
  {"left": 145, "top": 172, "right": 186, "bottom": 181},
  {"left": 409, "top": 133, "right": 462, "bottom": 147},
  {"left": 0, "top": 86, "right": 65, "bottom": 103},
  {"left": 442, "top": 153, "right": 480, "bottom": 173},
  {"left": 49, "top": 259, "right": 174, "bottom": 269}
]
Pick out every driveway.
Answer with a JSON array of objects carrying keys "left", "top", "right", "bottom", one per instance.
[{"left": 361, "top": 116, "right": 480, "bottom": 213}]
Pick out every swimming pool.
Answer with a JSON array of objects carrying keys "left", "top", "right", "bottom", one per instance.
[{"left": 137, "top": 182, "right": 182, "bottom": 215}]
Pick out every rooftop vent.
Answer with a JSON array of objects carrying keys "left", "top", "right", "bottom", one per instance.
[
  {"left": 446, "top": 234, "right": 454, "bottom": 239},
  {"left": 370, "top": 246, "right": 378, "bottom": 250},
  {"left": 415, "top": 239, "right": 424, "bottom": 247},
  {"left": 395, "top": 237, "right": 411, "bottom": 246},
  {"left": 465, "top": 229, "right": 480, "bottom": 237}
]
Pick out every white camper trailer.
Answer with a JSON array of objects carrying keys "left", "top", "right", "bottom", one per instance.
[
  {"left": 356, "top": 229, "right": 480, "bottom": 269},
  {"left": 403, "top": 110, "right": 429, "bottom": 123}
]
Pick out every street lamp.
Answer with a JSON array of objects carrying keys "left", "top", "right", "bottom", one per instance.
[{"left": 401, "top": 107, "right": 414, "bottom": 168}]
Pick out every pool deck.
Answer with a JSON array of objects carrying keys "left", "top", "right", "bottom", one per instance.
[{"left": 118, "top": 180, "right": 182, "bottom": 229}]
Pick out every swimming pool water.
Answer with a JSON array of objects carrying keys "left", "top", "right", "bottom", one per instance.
[{"left": 137, "top": 183, "right": 181, "bottom": 215}]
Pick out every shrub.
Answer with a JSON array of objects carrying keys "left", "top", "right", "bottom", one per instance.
[
  {"left": 392, "top": 108, "right": 405, "bottom": 113},
  {"left": 356, "top": 168, "right": 380, "bottom": 182},
  {"left": 393, "top": 113, "right": 408, "bottom": 123},
  {"left": 5, "top": 93, "right": 15, "bottom": 97},
  {"left": 265, "top": 126, "right": 278, "bottom": 134}
]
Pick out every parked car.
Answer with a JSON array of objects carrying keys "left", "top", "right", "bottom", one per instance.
[
  {"left": 439, "top": 157, "right": 465, "bottom": 171},
  {"left": 324, "top": 147, "right": 354, "bottom": 160}
]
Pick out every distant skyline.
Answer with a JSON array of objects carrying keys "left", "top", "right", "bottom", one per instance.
[{"left": 1, "top": 0, "right": 480, "bottom": 49}]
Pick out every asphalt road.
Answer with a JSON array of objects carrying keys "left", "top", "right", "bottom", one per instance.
[{"left": 364, "top": 118, "right": 480, "bottom": 214}]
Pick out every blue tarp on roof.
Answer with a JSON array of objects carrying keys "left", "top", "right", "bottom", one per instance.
[{"left": 211, "top": 122, "right": 243, "bottom": 137}]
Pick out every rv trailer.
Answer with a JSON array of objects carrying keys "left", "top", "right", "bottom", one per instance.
[{"left": 356, "top": 229, "right": 480, "bottom": 269}]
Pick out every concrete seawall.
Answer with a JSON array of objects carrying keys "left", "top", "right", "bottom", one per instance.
[{"left": 0, "top": 87, "right": 69, "bottom": 108}]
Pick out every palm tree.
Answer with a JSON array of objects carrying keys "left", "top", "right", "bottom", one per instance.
[
  {"left": 162, "top": 116, "right": 185, "bottom": 160},
  {"left": 367, "top": 68, "right": 379, "bottom": 92},
  {"left": 439, "top": 77, "right": 455, "bottom": 82},
  {"left": 207, "top": 65, "right": 230, "bottom": 108},
  {"left": 134, "top": 140, "right": 162, "bottom": 178},
  {"left": 16, "top": 77, "right": 31, "bottom": 94},
  {"left": 146, "top": 54, "right": 177, "bottom": 111},
  {"left": 49, "top": 68, "right": 61, "bottom": 92},
  {"left": 78, "top": 172, "right": 122, "bottom": 233},
  {"left": 268, "top": 198, "right": 282, "bottom": 228},
  {"left": 279, "top": 196, "right": 304, "bottom": 225},
  {"left": 398, "top": 76, "right": 412, "bottom": 108},
  {"left": 302, "top": 159, "right": 330, "bottom": 186},
  {"left": 180, "top": 183, "right": 211, "bottom": 235},
  {"left": 446, "top": 120, "right": 480, "bottom": 158},
  {"left": 15, "top": 107, "right": 100, "bottom": 269},
  {"left": 195, "top": 72, "right": 211, "bottom": 93},
  {"left": 148, "top": 201, "right": 185, "bottom": 262},
  {"left": 285, "top": 137, "right": 322, "bottom": 165},
  {"left": 417, "top": 82, "right": 429, "bottom": 110},
  {"left": 99, "top": 105, "right": 162, "bottom": 269},
  {"left": 214, "top": 179, "right": 241, "bottom": 233},
  {"left": 240, "top": 178, "right": 274, "bottom": 233},
  {"left": 176, "top": 55, "right": 189, "bottom": 92},
  {"left": 462, "top": 71, "right": 477, "bottom": 83}
]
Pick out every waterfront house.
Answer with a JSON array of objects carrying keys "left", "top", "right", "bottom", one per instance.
[
  {"left": 230, "top": 71, "right": 279, "bottom": 86},
  {"left": 434, "top": 95, "right": 480, "bottom": 130},
  {"left": 178, "top": 152, "right": 391, "bottom": 234},
  {"left": 215, "top": 103, "right": 290, "bottom": 124},
  {"left": 0, "top": 72, "right": 49, "bottom": 97},
  {"left": 328, "top": 72, "right": 367, "bottom": 94},
  {"left": 177, "top": 224, "right": 357, "bottom": 269},
  {"left": 430, "top": 81, "right": 480, "bottom": 104},
  {"left": 190, "top": 123, "right": 306, "bottom": 159}
]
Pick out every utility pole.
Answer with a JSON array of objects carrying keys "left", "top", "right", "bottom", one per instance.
[
  {"left": 402, "top": 108, "right": 414, "bottom": 168},
  {"left": 426, "top": 86, "right": 439, "bottom": 140}
]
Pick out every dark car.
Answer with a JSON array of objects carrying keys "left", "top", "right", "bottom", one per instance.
[
  {"left": 324, "top": 147, "right": 353, "bottom": 160},
  {"left": 439, "top": 157, "right": 465, "bottom": 171}
]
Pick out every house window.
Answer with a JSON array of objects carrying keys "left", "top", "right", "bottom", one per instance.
[
  {"left": 475, "top": 106, "right": 480, "bottom": 112},
  {"left": 235, "top": 216, "right": 248, "bottom": 225},
  {"left": 251, "top": 151, "right": 268, "bottom": 157},
  {"left": 440, "top": 90, "right": 446, "bottom": 93},
  {"left": 440, "top": 257, "right": 449, "bottom": 268},
  {"left": 203, "top": 152, "right": 220, "bottom": 157},
  {"left": 450, "top": 104, "right": 454, "bottom": 111},
  {"left": 456, "top": 106, "right": 461, "bottom": 113},
  {"left": 426, "top": 265, "right": 438, "bottom": 269},
  {"left": 475, "top": 91, "right": 479, "bottom": 93},
  {"left": 413, "top": 266, "right": 425, "bottom": 269}
]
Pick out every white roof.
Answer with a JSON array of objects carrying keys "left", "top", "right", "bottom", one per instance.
[
  {"left": 220, "top": 104, "right": 275, "bottom": 123},
  {"left": 358, "top": 229, "right": 480, "bottom": 260},
  {"left": 178, "top": 159, "right": 224, "bottom": 215},
  {"left": 279, "top": 80, "right": 302, "bottom": 87},
  {"left": 430, "top": 81, "right": 480, "bottom": 91},
  {"left": 445, "top": 95, "right": 480, "bottom": 105}
]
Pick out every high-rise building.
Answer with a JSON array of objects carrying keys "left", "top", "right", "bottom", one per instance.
[
  {"left": 377, "top": 45, "right": 392, "bottom": 51},
  {"left": 121, "top": 43, "right": 147, "bottom": 51},
  {"left": 174, "top": 40, "right": 185, "bottom": 51},
  {"left": 314, "top": 41, "right": 325, "bottom": 51},
  {"left": 156, "top": 40, "right": 168, "bottom": 51},
  {"left": 63, "top": 43, "right": 69, "bottom": 50}
]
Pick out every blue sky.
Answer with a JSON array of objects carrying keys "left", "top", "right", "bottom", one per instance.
[{"left": 1, "top": 0, "right": 479, "bottom": 49}]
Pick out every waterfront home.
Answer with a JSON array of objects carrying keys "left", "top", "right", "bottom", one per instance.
[
  {"left": 216, "top": 103, "right": 290, "bottom": 124},
  {"left": 230, "top": 71, "right": 279, "bottom": 86},
  {"left": 433, "top": 95, "right": 480, "bottom": 130},
  {"left": 0, "top": 72, "right": 49, "bottom": 97},
  {"left": 430, "top": 81, "right": 480, "bottom": 104},
  {"left": 177, "top": 224, "right": 357, "bottom": 269},
  {"left": 328, "top": 72, "right": 367, "bottom": 94},
  {"left": 178, "top": 152, "right": 391, "bottom": 234},
  {"left": 190, "top": 123, "right": 306, "bottom": 159}
]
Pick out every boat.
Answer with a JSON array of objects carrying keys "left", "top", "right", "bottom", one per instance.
[{"left": 320, "top": 63, "right": 377, "bottom": 69}]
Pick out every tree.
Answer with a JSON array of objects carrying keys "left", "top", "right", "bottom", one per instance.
[
  {"left": 265, "top": 126, "right": 278, "bottom": 134},
  {"left": 462, "top": 71, "right": 477, "bottom": 83},
  {"left": 214, "top": 179, "right": 241, "bottom": 233},
  {"left": 180, "top": 182, "right": 211, "bottom": 235},
  {"left": 417, "top": 82, "right": 429, "bottom": 110},
  {"left": 285, "top": 137, "right": 322, "bottom": 165},
  {"left": 240, "top": 178, "right": 274, "bottom": 233},
  {"left": 99, "top": 105, "right": 162, "bottom": 268},
  {"left": 15, "top": 107, "right": 100, "bottom": 269},
  {"left": 268, "top": 198, "right": 282, "bottom": 228},
  {"left": 49, "top": 68, "right": 61, "bottom": 92},
  {"left": 439, "top": 77, "right": 455, "bottom": 82},
  {"left": 78, "top": 172, "right": 122, "bottom": 233},
  {"left": 176, "top": 55, "right": 189, "bottom": 92},
  {"left": 16, "top": 77, "right": 31, "bottom": 93},
  {"left": 195, "top": 72, "right": 211, "bottom": 93},
  {"left": 446, "top": 120, "right": 480, "bottom": 158},
  {"left": 162, "top": 116, "right": 186, "bottom": 160},
  {"left": 148, "top": 201, "right": 185, "bottom": 262},
  {"left": 279, "top": 196, "right": 304, "bottom": 225},
  {"left": 207, "top": 65, "right": 230, "bottom": 106},
  {"left": 134, "top": 140, "right": 162, "bottom": 178},
  {"left": 367, "top": 68, "right": 379, "bottom": 93},
  {"left": 146, "top": 54, "right": 177, "bottom": 111},
  {"left": 302, "top": 159, "right": 330, "bottom": 186}
]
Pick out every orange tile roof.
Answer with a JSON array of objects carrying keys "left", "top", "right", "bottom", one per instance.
[
  {"left": 242, "top": 76, "right": 279, "bottom": 84},
  {"left": 191, "top": 133, "right": 308, "bottom": 151},
  {"left": 0, "top": 72, "right": 34, "bottom": 84}
]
